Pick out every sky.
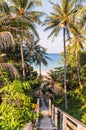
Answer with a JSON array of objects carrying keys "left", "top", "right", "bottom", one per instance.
[{"left": 35, "top": 0, "right": 63, "bottom": 53}]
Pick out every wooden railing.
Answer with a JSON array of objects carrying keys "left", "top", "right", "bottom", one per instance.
[{"left": 49, "top": 99, "right": 86, "bottom": 130}]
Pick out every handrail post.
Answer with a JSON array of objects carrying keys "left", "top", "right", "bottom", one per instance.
[
  {"left": 52, "top": 104, "right": 54, "bottom": 121},
  {"left": 62, "top": 113, "right": 67, "bottom": 130},
  {"left": 36, "top": 98, "right": 40, "bottom": 126},
  {"left": 49, "top": 99, "right": 52, "bottom": 116},
  {"left": 53, "top": 105, "right": 55, "bottom": 125},
  {"left": 60, "top": 112, "right": 63, "bottom": 130},
  {"left": 55, "top": 107, "right": 58, "bottom": 127}
]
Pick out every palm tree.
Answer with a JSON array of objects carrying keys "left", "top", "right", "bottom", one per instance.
[
  {"left": 8, "top": 0, "right": 44, "bottom": 80},
  {"left": 68, "top": 34, "right": 86, "bottom": 87},
  {"left": 44, "top": 0, "right": 80, "bottom": 110},
  {"left": 24, "top": 40, "right": 49, "bottom": 78},
  {"left": 35, "top": 46, "right": 49, "bottom": 77}
]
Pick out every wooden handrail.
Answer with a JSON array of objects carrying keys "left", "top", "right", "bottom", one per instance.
[
  {"left": 57, "top": 107, "right": 86, "bottom": 128},
  {"left": 49, "top": 99, "right": 86, "bottom": 130}
]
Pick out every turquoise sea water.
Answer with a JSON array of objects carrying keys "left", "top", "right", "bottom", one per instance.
[{"left": 33, "top": 53, "right": 63, "bottom": 75}]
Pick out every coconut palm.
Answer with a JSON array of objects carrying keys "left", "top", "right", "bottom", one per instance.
[
  {"left": 44, "top": 0, "right": 80, "bottom": 110},
  {"left": 7, "top": 0, "right": 44, "bottom": 80},
  {"left": 35, "top": 46, "right": 49, "bottom": 77},
  {"left": 24, "top": 39, "right": 50, "bottom": 78},
  {"left": 68, "top": 34, "right": 86, "bottom": 87}
]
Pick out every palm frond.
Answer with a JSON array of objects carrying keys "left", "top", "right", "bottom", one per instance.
[
  {"left": 45, "top": 25, "right": 60, "bottom": 40},
  {"left": 0, "top": 63, "right": 19, "bottom": 78},
  {"left": 62, "top": 0, "right": 69, "bottom": 13},
  {"left": 49, "top": 1, "right": 62, "bottom": 15},
  {"left": 67, "top": 0, "right": 76, "bottom": 13},
  {"left": 0, "top": 31, "right": 14, "bottom": 49},
  {"left": 25, "top": 0, "right": 42, "bottom": 11},
  {"left": 0, "top": 15, "right": 10, "bottom": 25},
  {"left": 0, "top": 0, "right": 10, "bottom": 14},
  {"left": 69, "top": 4, "right": 81, "bottom": 15},
  {"left": 69, "top": 23, "right": 81, "bottom": 36},
  {"left": 76, "top": 5, "right": 86, "bottom": 17},
  {"left": 27, "top": 11, "right": 45, "bottom": 24}
]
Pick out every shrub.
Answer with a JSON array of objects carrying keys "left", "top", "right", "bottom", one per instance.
[{"left": 0, "top": 80, "right": 38, "bottom": 130}]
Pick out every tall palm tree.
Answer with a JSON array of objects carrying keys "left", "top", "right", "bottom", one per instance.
[
  {"left": 68, "top": 34, "right": 86, "bottom": 87},
  {"left": 44, "top": 0, "right": 80, "bottom": 110},
  {"left": 8, "top": 0, "right": 44, "bottom": 80}
]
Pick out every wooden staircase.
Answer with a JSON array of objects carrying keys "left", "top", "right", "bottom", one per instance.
[{"left": 36, "top": 98, "right": 86, "bottom": 130}]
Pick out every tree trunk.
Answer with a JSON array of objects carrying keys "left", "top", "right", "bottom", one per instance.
[
  {"left": 39, "top": 63, "right": 41, "bottom": 96},
  {"left": 20, "top": 40, "right": 25, "bottom": 81},
  {"left": 52, "top": 81, "right": 55, "bottom": 101},
  {"left": 63, "top": 27, "right": 68, "bottom": 110},
  {"left": 39, "top": 62, "right": 41, "bottom": 77},
  {"left": 29, "top": 62, "right": 32, "bottom": 80},
  {"left": 75, "top": 45, "right": 81, "bottom": 87}
]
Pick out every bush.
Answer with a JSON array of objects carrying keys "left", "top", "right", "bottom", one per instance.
[
  {"left": 81, "top": 113, "right": 86, "bottom": 124},
  {"left": 0, "top": 80, "right": 38, "bottom": 130}
]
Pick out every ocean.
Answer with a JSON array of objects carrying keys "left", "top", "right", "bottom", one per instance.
[{"left": 33, "top": 53, "right": 63, "bottom": 75}]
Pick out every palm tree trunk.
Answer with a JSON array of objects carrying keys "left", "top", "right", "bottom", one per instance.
[
  {"left": 75, "top": 46, "right": 81, "bottom": 87},
  {"left": 52, "top": 81, "right": 55, "bottom": 100},
  {"left": 39, "top": 63, "right": 41, "bottom": 96},
  {"left": 20, "top": 40, "right": 25, "bottom": 81},
  {"left": 63, "top": 27, "right": 68, "bottom": 110},
  {"left": 39, "top": 62, "right": 41, "bottom": 77},
  {"left": 29, "top": 62, "right": 32, "bottom": 80}
]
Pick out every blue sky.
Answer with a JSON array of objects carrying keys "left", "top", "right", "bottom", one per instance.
[{"left": 36, "top": 0, "right": 63, "bottom": 53}]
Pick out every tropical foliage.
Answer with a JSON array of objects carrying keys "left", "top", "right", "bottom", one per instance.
[
  {"left": 0, "top": 80, "right": 38, "bottom": 129},
  {"left": 0, "top": 0, "right": 86, "bottom": 128}
]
